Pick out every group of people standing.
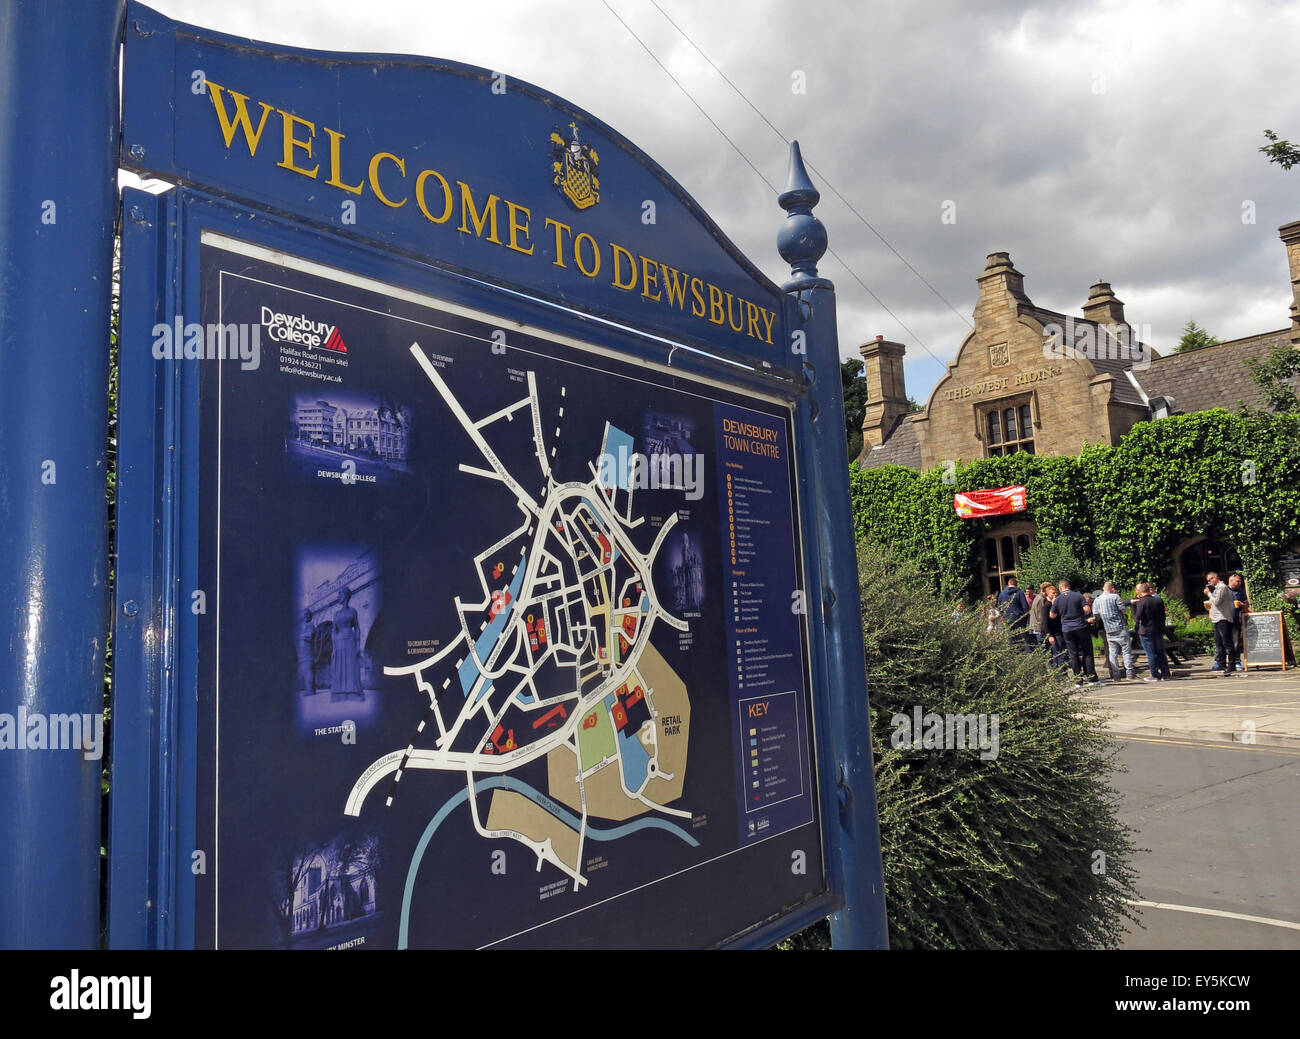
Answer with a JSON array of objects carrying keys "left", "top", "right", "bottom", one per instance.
[
  {"left": 984, "top": 571, "right": 1249, "bottom": 685},
  {"left": 1205, "top": 572, "right": 1250, "bottom": 674}
]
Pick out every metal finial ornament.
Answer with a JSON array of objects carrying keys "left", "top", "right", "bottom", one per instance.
[{"left": 777, "top": 141, "right": 831, "bottom": 293}]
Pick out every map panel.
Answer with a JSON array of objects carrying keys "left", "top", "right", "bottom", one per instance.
[{"left": 194, "top": 235, "right": 823, "bottom": 948}]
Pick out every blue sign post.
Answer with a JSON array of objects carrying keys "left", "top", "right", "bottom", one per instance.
[
  {"left": 778, "top": 146, "right": 889, "bottom": 950},
  {"left": 0, "top": 0, "right": 126, "bottom": 950}
]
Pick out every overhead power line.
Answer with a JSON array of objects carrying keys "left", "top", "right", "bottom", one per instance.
[
  {"left": 647, "top": 0, "right": 974, "bottom": 334},
  {"left": 599, "top": 0, "right": 961, "bottom": 373}
]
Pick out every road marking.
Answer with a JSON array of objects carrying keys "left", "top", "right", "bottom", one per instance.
[
  {"left": 1121, "top": 735, "right": 1300, "bottom": 757},
  {"left": 1127, "top": 899, "right": 1300, "bottom": 932}
]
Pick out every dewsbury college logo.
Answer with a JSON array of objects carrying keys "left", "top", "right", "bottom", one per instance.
[
  {"left": 550, "top": 122, "right": 600, "bottom": 210},
  {"left": 261, "top": 306, "right": 348, "bottom": 353}
]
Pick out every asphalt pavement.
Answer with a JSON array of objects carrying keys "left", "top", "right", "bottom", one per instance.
[
  {"left": 1108, "top": 734, "right": 1300, "bottom": 950},
  {"left": 1085, "top": 661, "right": 1300, "bottom": 948}
]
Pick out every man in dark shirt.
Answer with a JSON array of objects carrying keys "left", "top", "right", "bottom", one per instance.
[
  {"left": 1050, "top": 578, "right": 1098, "bottom": 683},
  {"left": 997, "top": 577, "right": 1031, "bottom": 649},
  {"left": 1228, "top": 574, "right": 1249, "bottom": 672},
  {"left": 1133, "top": 582, "right": 1171, "bottom": 681}
]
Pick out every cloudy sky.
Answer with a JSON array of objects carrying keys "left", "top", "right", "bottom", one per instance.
[{"left": 143, "top": 0, "right": 1300, "bottom": 396}]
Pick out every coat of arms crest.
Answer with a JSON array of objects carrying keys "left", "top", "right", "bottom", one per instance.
[
  {"left": 988, "top": 342, "right": 1010, "bottom": 368},
  {"left": 550, "top": 122, "right": 600, "bottom": 210}
]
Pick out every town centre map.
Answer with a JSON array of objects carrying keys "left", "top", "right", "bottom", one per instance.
[{"left": 194, "top": 236, "right": 824, "bottom": 948}]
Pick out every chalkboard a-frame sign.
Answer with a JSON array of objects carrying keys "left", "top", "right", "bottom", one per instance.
[
  {"left": 106, "top": 3, "right": 887, "bottom": 949},
  {"left": 1243, "top": 612, "right": 1288, "bottom": 671}
]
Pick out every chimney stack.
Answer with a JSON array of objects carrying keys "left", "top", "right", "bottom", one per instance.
[
  {"left": 1082, "top": 280, "right": 1126, "bottom": 328},
  {"left": 860, "top": 335, "right": 908, "bottom": 447},
  {"left": 975, "top": 252, "right": 1029, "bottom": 330},
  {"left": 977, "top": 252, "right": 1028, "bottom": 299},
  {"left": 1280, "top": 220, "right": 1300, "bottom": 343}
]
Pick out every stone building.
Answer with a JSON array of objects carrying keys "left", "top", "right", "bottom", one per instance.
[
  {"left": 858, "top": 220, "right": 1300, "bottom": 603},
  {"left": 289, "top": 838, "right": 379, "bottom": 938}
]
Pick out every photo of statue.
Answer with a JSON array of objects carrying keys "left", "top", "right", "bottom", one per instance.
[
  {"left": 294, "top": 545, "right": 382, "bottom": 731},
  {"left": 330, "top": 587, "right": 362, "bottom": 701}
]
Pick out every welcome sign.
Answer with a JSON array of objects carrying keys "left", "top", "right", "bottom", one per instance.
[
  {"left": 108, "top": 2, "right": 884, "bottom": 950},
  {"left": 121, "top": 21, "right": 790, "bottom": 365}
]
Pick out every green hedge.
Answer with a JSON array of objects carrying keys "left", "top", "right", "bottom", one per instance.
[
  {"left": 851, "top": 409, "right": 1300, "bottom": 652},
  {"left": 1173, "top": 618, "right": 1216, "bottom": 655}
]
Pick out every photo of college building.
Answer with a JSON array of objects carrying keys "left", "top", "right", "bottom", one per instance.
[
  {"left": 858, "top": 219, "right": 1300, "bottom": 606},
  {"left": 292, "top": 398, "right": 411, "bottom": 462}
]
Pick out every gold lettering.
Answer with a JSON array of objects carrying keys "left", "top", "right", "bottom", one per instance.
[
  {"left": 725, "top": 292, "right": 744, "bottom": 332},
  {"left": 690, "top": 277, "right": 705, "bottom": 317},
  {"left": 276, "top": 110, "right": 319, "bottom": 178},
  {"left": 457, "top": 182, "right": 501, "bottom": 242},
  {"left": 574, "top": 232, "right": 600, "bottom": 278},
  {"left": 415, "top": 169, "right": 453, "bottom": 223},
  {"left": 545, "top": 217, "right": 572, "bottom": 268},
  {"left": 505, "top": 201, "right": 534, "bottom": 256},
  {"left": 367, "top": 152, "right": 406, "bottom": 208},
  {"left": 324, "top": 128, "right": 363, "bottom": 194},
  {"left": 660, "top": 265, "right": 689, "bottom": 310},
  {"left": 206, "top": 81, "right": 274, "bottom": 157},
  {"left": 640, "top": 255, "right": 661, "bottom": 301},
  {"left": 707, "top": 284, "right": 725, "bottom": 325},
  {"left": 744, "top": 300, "right": 762, "bottom": 339},
  {"left": 611, "top": 244, "right": 637, "bottom": 290},
  {"left": 758, "top": 307, "right": 775, "bottom": 345}
]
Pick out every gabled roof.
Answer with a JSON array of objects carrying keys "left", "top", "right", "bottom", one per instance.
[
  {"left": 1132, "top": 329, "right": 1294, "bottom": 413},
  {"left": 1022, "top": 304, "right": 1150, "bottom": 408}
]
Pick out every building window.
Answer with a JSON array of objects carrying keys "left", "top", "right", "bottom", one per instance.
[
  {"left": 982, "top": 528, "right": 1034, "bottom": 596},
  {"left": 984, "top": 401, "right": 1035, "bottom": 456}
]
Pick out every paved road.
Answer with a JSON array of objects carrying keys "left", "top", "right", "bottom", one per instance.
[{"left": 1112, "top": 734, "right": 1300, "bottom": 949}]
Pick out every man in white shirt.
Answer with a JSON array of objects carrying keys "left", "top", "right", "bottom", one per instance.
[
  {"left": 1093, "top": 581, "right": 1135, "bottom": 680},
  {"left": 1204, "top": 572, "right": 1238, "bottom": 675}
]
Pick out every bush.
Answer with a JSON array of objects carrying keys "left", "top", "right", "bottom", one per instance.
[
  {"left": 861, "top": 537, "right": 1138, "bottom": 948},
  {"left": 1174, "top": 617, "right": 1216, "bottom": 655},
  {"left": 1163, "top": 596, "right": 1191, "bottom": 628},
  {"left": 1017, "top": 538, "right": 1101, "bottom": 593}
]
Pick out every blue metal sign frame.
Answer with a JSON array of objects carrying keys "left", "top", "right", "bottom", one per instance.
[{"left": 106, "top": 3, "right": 886, "bottom": 949}]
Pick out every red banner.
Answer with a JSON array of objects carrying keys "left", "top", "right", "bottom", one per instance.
[{"left": 953, "top": 485, "right": 1027, "bottom": 519}]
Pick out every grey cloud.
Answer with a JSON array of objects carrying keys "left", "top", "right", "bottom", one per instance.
[{"left": 147, "top": 0, "right": 1300, "bottom": 396}]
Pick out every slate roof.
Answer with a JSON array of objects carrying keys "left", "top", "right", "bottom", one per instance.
[
  {"left": 1132, "top": 328, "right": 1294, "bottom": 413},
  {"left": 1023, "top": 304, "right": 1151, "bottom": 408},
  {"left": 858, "top": 414, "right": 921, "bottom": 470}
]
